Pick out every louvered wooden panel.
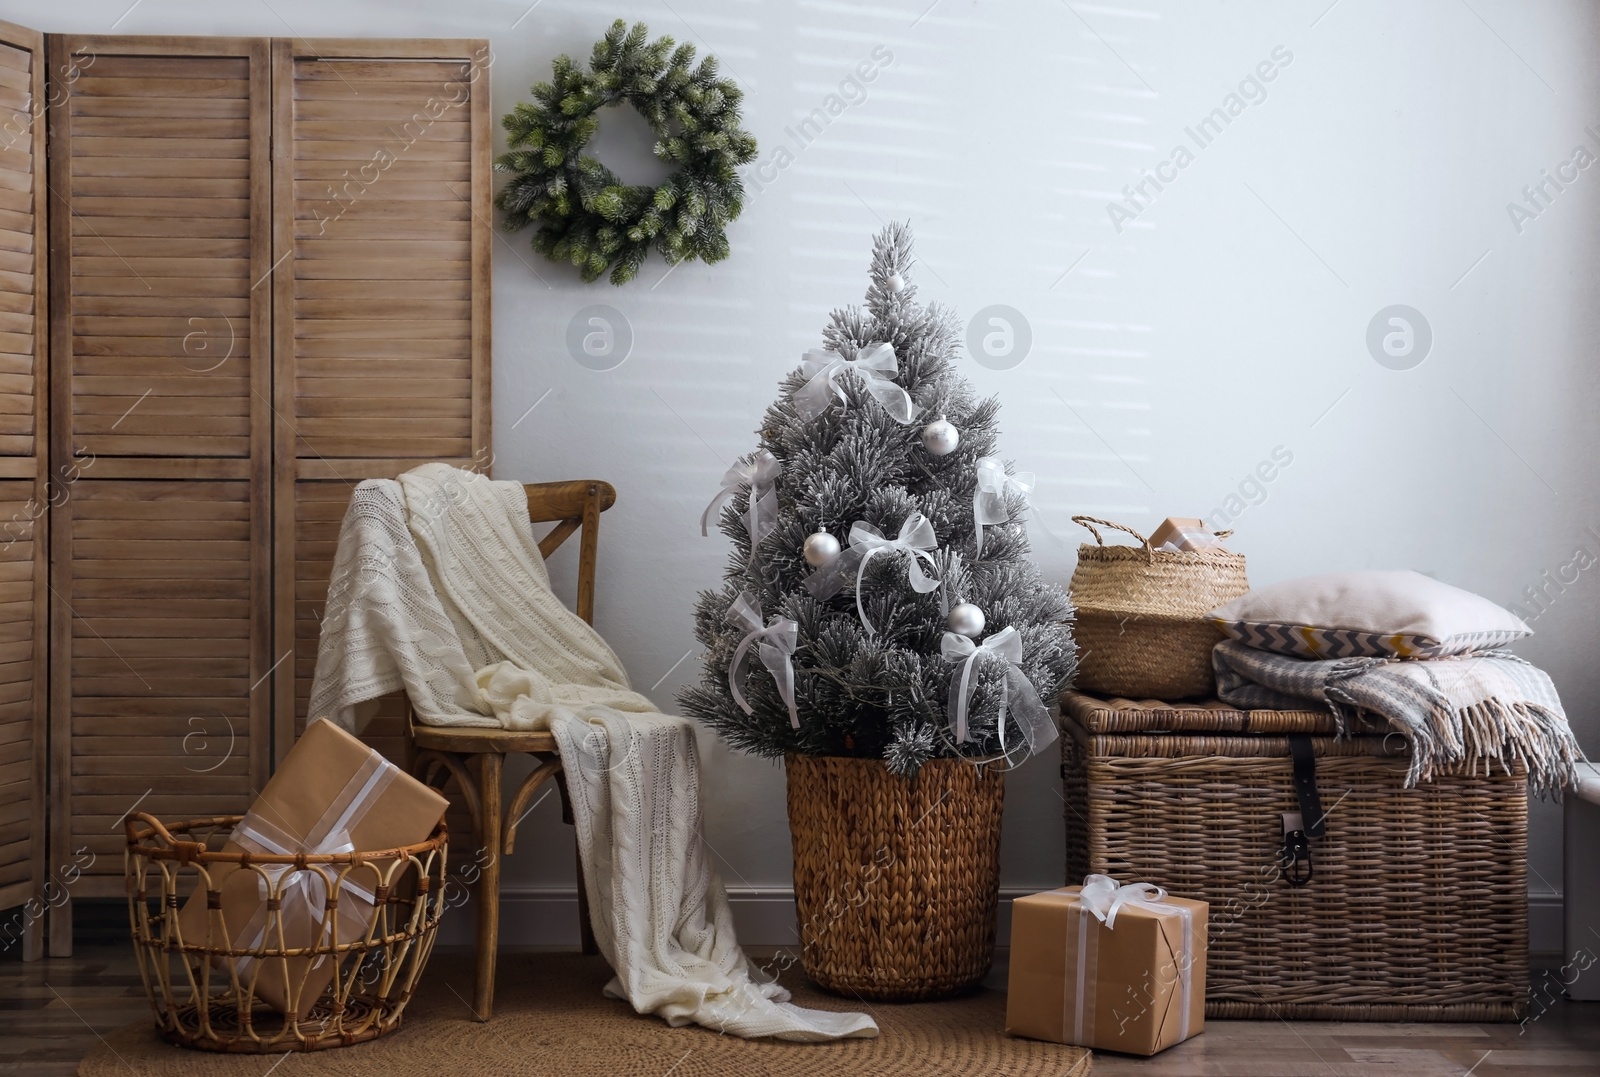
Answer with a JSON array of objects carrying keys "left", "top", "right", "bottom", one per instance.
[
  {"left": 49, "top": 38, "right": 270, "bottom": 460},
  {"left": 46, "top": 39, "right": 272, "bottom": 943},
  {"left": 0, "top": 27, "right": 44, "bottom": 462},
  {"left": 272, "top": 39, "right": 490, "bottom": 764},
  {"left": 0, "top": 18, "right": 46, "bottom": 960},
  {"left": 0, "top": 481, "right": 42, "bottom": 902},
  {"left": 275, "top": 40, "right": 491, "bottom": 463},
  {"left": 53, "top": 479, "right": 267, "bottom": 892}
]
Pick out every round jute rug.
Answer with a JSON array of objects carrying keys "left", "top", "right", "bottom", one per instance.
[{"left": 79, "top": 953, "right": 1092, "bottom": 1076}]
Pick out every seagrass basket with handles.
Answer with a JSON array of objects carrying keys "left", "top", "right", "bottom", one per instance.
[
  {"left": 1069, "top": 515, "right": 1249, "bottom": 700},
  {"left": 124, "top": 812, "right": 447, "bottom": 1053},
  {"left": 785, "top": 755, "right": 1004, "bottom": 1001}
]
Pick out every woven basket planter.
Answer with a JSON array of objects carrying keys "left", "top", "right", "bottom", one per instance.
[
  {"left": 1069, "top": 516, "right": 1248, "bottom": 699},
  {"left": 785, "top": 755, "right": 1004, "bottom": 1001},
  {"left": 1059, "top": 692, "right": 1529, "bottom": 1021}
]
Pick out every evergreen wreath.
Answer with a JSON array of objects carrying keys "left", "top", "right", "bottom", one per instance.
[{"left": 495, "top": 20, "right": 758, "bottom": 285}]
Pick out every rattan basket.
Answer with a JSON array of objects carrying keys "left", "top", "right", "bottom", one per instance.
[
  {"left": 1069, "top": 516, "right": 1248, "bottom": 699},
  {"left": 1059, "top": 692, "right": 1529, "bottom": 1021},
  {"left": 786, "top": 755, "right": 1004, "bottom": 1001},
  {"left": 124, "top": 812, "right": 447, "bottom": 1052}
]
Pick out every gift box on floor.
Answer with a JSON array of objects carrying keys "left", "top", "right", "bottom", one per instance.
[
  {"left": 176, "top": 718, "right": 448, "bottom": 1016},
  {"left": 1005, "top": 876, "right": 1207, "bottom": 1055},
  {"left": 1059, "top": 690, "right": 1531, "bottom": 1021}
]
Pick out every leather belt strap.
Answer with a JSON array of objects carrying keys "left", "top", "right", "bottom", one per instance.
[{"left": 1288, "top": 734, "right": 1325, "bottom": 837}]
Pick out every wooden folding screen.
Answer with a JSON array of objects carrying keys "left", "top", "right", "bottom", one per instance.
[
  {"left": 270, "top": 39, "right": 492, "bottom": 766},
  {"left": 46, "top": 36, "right": 273, "bottom": 949},
  {"left": 0, "top": 30, "right": 489, "bottom": 956},
  {"left": 0, "top": 18, "right": 47, "bottom": 961}
]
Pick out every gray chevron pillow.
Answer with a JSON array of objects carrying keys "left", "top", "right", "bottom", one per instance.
[{"left": 1208, "top": 569, "right": 1529, "bottom": 660}]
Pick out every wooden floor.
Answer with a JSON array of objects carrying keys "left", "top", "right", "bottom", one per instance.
[
  {"left": 2, "top": 942, "right": 1597, "bottom": 1076},
  {"left": 1087, "top": 993, "right": 1600, "bottom": 1077}
]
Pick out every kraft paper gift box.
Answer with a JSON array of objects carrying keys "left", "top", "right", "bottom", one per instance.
[
  {"left": 1149, "top": 516, "right": 1227, "bottom": 554},
  {"left": 1006, "top": 877, "right": 1207, "bottom": 1056},
  {"left": 176, "top": 718, "right": 448, "bottom": 1017}
]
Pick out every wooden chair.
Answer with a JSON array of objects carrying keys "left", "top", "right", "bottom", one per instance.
[{"left": 407, "top": 480, "right": 615, "bottom": 1021}]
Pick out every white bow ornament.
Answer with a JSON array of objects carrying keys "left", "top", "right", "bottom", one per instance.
[
  {"left": 700, "top": 450, "right": 781, "bottom": 558},
  {"left": 725, "top": 591, "right": 800, "bottom": 729},
  {"left": 973, "top": 455, "right": 1035, "bottom": 556},
  {"left": 806, "top": 513, "right": 945, "bottom": 635},
  {"left": 941, "top": 625, "right": 1056, "bottom": 757},
  {"left": 792, "top": 343, "right": 917, "bottom": 425}
]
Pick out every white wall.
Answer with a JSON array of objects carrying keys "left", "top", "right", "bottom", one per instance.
[{"left": 21, "top": 0, "right": 1598, "bottom": 941}]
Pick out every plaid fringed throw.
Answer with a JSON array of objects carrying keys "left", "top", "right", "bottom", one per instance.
[{"left": 1212, "top": 640, "right": 1585, "bottom": 797}]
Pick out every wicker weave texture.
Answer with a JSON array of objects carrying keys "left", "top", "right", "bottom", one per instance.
[
  {"left": 1060, "top": 718, "right": 1529, "bottom": 1021},
  {"left": 786, "top": 755, "right": 1004, "bottom": 1001},
  {"left": 124, "top": 814, "right": 447, "bottom": 1052},
  {"left": 1069, "top": 519, "right": 1249, "bottom": 699},
  {"left": 1069, "top": 544, "right": 1248, "bottom": 617},
  {"left": 1062, "top": 689, "right": 1342, "bottom": 735},
  {"left": 1073, "top": 612, "right": 1229, "bottom": 700}
]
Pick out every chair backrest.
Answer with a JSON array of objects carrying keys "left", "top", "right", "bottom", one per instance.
[{"left": 524, "top": 481, "right": 617, "bottom": 625}]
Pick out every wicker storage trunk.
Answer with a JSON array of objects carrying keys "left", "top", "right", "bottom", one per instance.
[{"left": 1059, "top": 691, "right": 1529, "bottom": 1021}]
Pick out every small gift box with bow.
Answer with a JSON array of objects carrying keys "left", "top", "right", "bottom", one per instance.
[
  {"left": 1005, "top": 875, "right": 1207, "bottom": 1056},
  {"left": 175, "top": 718, "right": 448, "bottom": 1017}
]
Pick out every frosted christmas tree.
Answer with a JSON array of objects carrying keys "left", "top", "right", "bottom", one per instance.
[{"left": 681, "top": 223, "right": 1075, "bottom": 774}]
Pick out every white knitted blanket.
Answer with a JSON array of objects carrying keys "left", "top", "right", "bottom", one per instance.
[{"left": 309, "top": 463, "right": 876, "bottom": 1041}]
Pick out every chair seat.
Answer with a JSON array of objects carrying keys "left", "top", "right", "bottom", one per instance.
[{"left": 410, "top": 722, "right": 557, "bottom": 755}]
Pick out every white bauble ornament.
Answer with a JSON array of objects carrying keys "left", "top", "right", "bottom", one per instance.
[
  {"left": 802, "top": 531, "right": 841, "bottom": 567},
  {"left": 887, "top": 272, "right": 905, "bottom": 293},
  {"left": 947, "top": 602, "right": 986, "bottom": 638},
  {"left": 921, "top": 418, "right": 960, "bottom": 456}
]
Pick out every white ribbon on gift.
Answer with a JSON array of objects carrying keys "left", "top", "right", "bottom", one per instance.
[
  {"left": 725, "top": 590, "right": 800, "bottom": 729},
  {"left": 972, "top": 455, "right": 1035, "bottom": 557},
  {"left": 1078, "top": 873, "right": 1172, "bottom": 929},
  {"left": 940, "top": 626, "right": 1057, "bottom": 757},
  {"left": 229, "top": 748, "right": 397, "bottom": 979},
  {"left": 805, "top": 513, "right": 945, "bottom": 635},
  {"left": 792, "top": 343, "right": 917, "bottom": 425},
  {"left": 1066, "top": 874, "right": 1196, "bottom": 1046},
  {"left": 700, "top": 450, "right": 781, "bottom": 558}
]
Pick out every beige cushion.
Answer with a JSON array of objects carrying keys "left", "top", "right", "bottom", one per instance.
[{"left": 1208, "top": 569, "right": 1529, "bottom": 659}]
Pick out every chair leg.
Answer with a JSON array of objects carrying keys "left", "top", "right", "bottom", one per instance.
[{"left": 474, "top": 752, "right": 504, "bottom": 1022}]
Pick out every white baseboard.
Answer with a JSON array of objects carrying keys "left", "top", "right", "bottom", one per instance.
[{"left": 444, "top": 886, "right": 1568, "bottom": 955}]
